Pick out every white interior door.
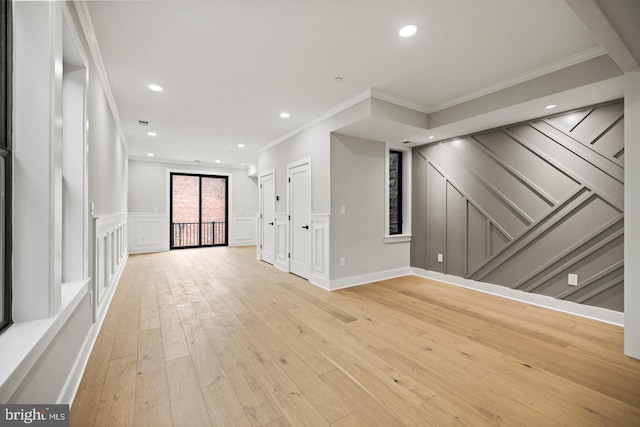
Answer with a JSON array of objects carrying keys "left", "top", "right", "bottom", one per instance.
[
  {"left": 289, "top": 161, "right": 311, "bottom": 278},
  {"left": 260, "top": 172, "right": 276, "bottom": 264}
]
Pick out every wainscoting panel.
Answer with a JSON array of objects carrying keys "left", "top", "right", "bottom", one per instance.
[
  {"left": 229, "top": 212, "right": 257, "bottom": 246},
  {"left": 310, "top": 214, "right": 330, "bottom": 288},
  {"left": 412, "top": 99, "right": 624, "bottom": 311},
  {"left": 128, "top": 213, "right": 168, "bottom": 254},
  {"left": 93, "top": 214, "right": 128, "bottom": 319},
  {"left": 274, "top": 213, "right": 289, "bottom": 272}
]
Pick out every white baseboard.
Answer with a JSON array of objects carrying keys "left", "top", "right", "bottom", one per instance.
[
  {"left": 309, "top": 276, "right": 330, "bottom": 291},
  {"left": 411, "top": 268, "right": 624, "bottom": 327},
  {"left": 329, "top": 267, "right": 412, "bottom": 291},
  {"left": 62, "top": 253, "right": 129, "bottom": 406}
]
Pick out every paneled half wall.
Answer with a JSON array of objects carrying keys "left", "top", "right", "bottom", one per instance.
[{"left": 412, "top": 100, "right": 624, "bottom": 312}]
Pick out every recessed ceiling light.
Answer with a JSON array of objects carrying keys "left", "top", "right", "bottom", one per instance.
[
  {"left": 147, "top": 153, "right": 154, "bottom": 157},
  {"left": 427, "top": 135, "right": 435, "bottom": 139},
  {"left": 545, "top": 104, "right": 557, "bottom": 109},
  {"left": 148, "top": 84, "right": 163, "bottom": 92},
  {"left": 237, "top": 143, "right": 245, "bottom": 148},
  {"left": 280, "top": 112, "right": 291, "bottom": 119},
  {"left": 147, "top": 131, "right": 157, "bottom": 136},
  {"left": 399, "top": 25, "right": 417, "bottom": 37},
  {"left": 215, "top": 160, "right": 221, "bottom": 163}
]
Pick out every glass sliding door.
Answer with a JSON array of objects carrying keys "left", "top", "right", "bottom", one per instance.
[{"left": 170, "top": 173, "right": 228, "bottom": 249}]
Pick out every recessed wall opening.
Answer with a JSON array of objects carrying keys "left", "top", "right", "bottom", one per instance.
[
  {"left": 170, "top": 173, "right": 229, "bottom": 249},
  {"left": 61, "top": 16, "right": 87, "bottom": 283}
]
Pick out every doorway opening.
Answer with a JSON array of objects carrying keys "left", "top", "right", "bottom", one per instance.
[{"left": 170, "top": 173, "right": 228, "bottom": 249}]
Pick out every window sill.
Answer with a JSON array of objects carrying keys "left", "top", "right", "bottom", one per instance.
[
  {"left": 384, "top": 234, "right": 412, "bottom": 243},
  {"left": 0, "top": 279, "right": 89, "bottom": 402}
]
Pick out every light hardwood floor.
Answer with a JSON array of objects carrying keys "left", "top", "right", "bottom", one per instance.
[{"left": 71, "top": 246, "right": 640, "bottom": 426}]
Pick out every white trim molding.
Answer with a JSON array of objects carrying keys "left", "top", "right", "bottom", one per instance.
[
  {"left": 128, "top": 213, "right": 169, "bottom": 254},
  {"left": 274, "top": 213, "right": 289, "bottom": 272},
  {"left": 259, "top": 90, "right": 372, "bottom": 153},
  {"left": 329, "top": 267, "right": 412, "bottom": 291},
  {"left": 230, "top": 211, "right": 257, "bottom": 246},
  {"left": 309, "top": 214, "right": 330, "bottom": 289},
  {"left": 412, "top": 268, "right": 623, "bottom": 326},
  {"left": 0, "top": 279, "right": 89, "bottom": 403},
  {"left": 62, "top": 253, "right": 126, "bottom": 405},
  {"left": 385, "top": 143, "right": 412, "bottom": 243},
  {"left": 93, "top": 214, "right": 128, "bottom": 319},
  {"left": 73, "top": 1, "right": 127, "bottom": 150}
]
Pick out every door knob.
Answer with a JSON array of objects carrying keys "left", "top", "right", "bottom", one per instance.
[
  {"left": 268, "top": 222, "right": 274, "bottom": 225},
  {"left": 301, "top": 225, "right": 309, "bottom": 229}
]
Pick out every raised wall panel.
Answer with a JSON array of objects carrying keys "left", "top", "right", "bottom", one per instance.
[
  {"left": 128, "top": 213, "right": 167, "bottom": 254},
  {"left": 410, "top": 149, "right": 428, "bottom": 269},
  {"left": 562, "top": 102, "right": 624, "bottom": 145},
  {"left": 424, "top": 143, "right": 528, "bottom": 238},
  {"left": 445, "top": 138, "right": 550, "bottom": 221},
  {"left": 490, "top": 223, "right": 509, "bottom": 256},
  {"left": 483, "top": 196, "right": 619, "bottom": 287},
  {"left": 230, "top": 212, "right": 257, "bottom": 246},
  {"left": 426, "top": 163, "right": 446, "bottom": 273},
  {"left": 274, "top": 213, "right": 288, "bottom": 272},
  {"left": 412, "top": 99, "right": 625, "bottom": 312},
  {"left": 467, "top": 203, "right": 487, "bottom": 274},
  {"left": 508, "top": 124, "right": 623, "bottom": 209},
  {"left": 473, "top": 131, "right": 580, "bottom": 203},
  {"left": 446, "top": 183, "right": 466, "bottom": 277},
  {"left": 594, "top": 119, "right": 625, "bottom": 165},
  {"left": 309, "top": 214, "right": 330, "bottom": 288}
]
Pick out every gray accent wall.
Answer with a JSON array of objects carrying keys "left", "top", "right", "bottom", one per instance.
[{"left": 412, "top": 100, "right": 624, "bottom": 312}]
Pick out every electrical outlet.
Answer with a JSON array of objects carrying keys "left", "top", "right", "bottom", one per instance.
[
  {"left": 339, "top": 257, "right": 345, "bottom": 267},
  {"left": 340, "top": 205, "right": 346, "bottom": 214},
  {"left": 568, "top": 273, "right": 578, "bottom": 286},
  {"left": 437, "top": 253, "right": 444, "bottom": 263}
]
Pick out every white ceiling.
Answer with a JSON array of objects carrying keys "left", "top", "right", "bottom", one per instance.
[{"left": 85, "top": 0, "right": 605, "bottom": 168}]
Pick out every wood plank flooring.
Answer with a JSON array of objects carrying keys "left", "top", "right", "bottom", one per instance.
[{"left": 71, "top": 246, "right": 640, "bottom": 426}]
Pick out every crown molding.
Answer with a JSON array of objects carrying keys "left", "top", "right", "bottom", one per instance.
[
  {"left": 427, "top": 46, "right": 607, "bottom": 113},
  {"left": 128, "top": 155, "right": 248, "bottom": 170},
  {"left": 369, "top": 89, "right": 430, "bottom": 114},
  {"left": 73, "top": 1, "right": 127, "bottom": 152},
  {"left": 258, "top": 88, "right": 372, "bottom": 154}
]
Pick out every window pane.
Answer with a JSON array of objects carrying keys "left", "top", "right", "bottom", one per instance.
[
  {"left": 389, "top": 150, "right": 402, "bottom": 235},
  {"left": 201, "top": 177, "right": 227, "bottom": 245},
  {"left": 171, "top": 174, "right": 200, "bottom": 247}
]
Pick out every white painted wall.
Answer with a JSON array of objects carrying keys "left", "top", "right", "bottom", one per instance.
[
  {"left": 257, "top": 99, "right": 370, "bottom": 215},
  {"left": 128, "top": 159, "right": 257, "bottom": 213},
  {"left": 1, "top": 1, "right": 129, "bottom": 404},
  {"left": 258, "top": 126, "right": 331, "bottom": 215},
  {"left": 13, "top": 0, "right": 60, "bottom": 321},
  {"left": 624, "top": 68, "right": 640, "bottom": 359},
  {"left": 87, "top": 75, "right": 127, "bottom": 217},
  {"left": 127, "top": 159, "right": 258, "bottom": 251},
  {"left": 329, "top": 134, "right": 410, "bottom": 284}
]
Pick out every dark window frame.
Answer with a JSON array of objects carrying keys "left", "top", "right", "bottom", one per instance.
[
  {"left": 1, "top": 0, "right": 13, "bottom": 334},
  {"left": 389, "top": 150, "right": 403, "bottom": 235},
  {"left": 169, "top": 172, "right": 229, "bottom": 249}
]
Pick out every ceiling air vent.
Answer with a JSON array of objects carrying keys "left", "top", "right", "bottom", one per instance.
[{"left": 138, "top": 120, "right": 149, "bottom": 126}]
